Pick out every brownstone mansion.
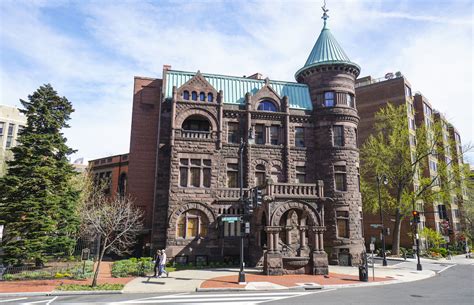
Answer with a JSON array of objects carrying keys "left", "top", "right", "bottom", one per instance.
[{"left": 126, "top": 15, "right": 364, "bottom": 275}]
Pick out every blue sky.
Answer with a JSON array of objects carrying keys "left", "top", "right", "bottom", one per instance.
[{"left": 0, "top": 0, "right": 472, "bottom": 163}]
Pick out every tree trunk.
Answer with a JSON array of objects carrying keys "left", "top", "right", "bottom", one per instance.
[
  {"left": 91, "top": 241, "right": 107, "bottom": 287},
  {"left": 392, "top": 208, "right": 403, "bottom": 256}
]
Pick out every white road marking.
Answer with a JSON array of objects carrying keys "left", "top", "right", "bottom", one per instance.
[
  {"left": 437, "top": 264, "right": 456, "bottom": 273},
  {"left": 0, "top": 298, "right": 28, "bottom": 303},
  {"left": 22, "top": 297, "right": 58, "bottom": 304},
  {"left": 118, "top": 291, "right": 324, "bottom": 304},
  {"left": 257, "top": 289, "right": 337, "bottom": 304}
]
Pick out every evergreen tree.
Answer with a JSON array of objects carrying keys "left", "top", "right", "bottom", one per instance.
[{"left": 0, "top": 84, "right": 79, "bottom": 266}]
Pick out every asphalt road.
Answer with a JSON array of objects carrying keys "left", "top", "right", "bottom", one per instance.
[
  {"left": 270, "top": 264, "right": 474, "bottom": 305},
  {"left": 0, "top": 264, "right": 472, "bottom": 305}
]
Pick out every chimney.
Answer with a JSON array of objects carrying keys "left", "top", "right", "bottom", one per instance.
[{"left": 247, "top": 73, "right": 264, "bottom": 80}]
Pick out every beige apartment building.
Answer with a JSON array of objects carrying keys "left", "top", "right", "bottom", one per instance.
[{"left": 0, "top": 105, "right": 27, "bottom": 175}]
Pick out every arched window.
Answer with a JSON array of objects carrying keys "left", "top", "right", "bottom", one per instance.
[
  {"left": 182, "top": 115, "right": 211, "bottom": 132},
  {"left": 257, "top": 100, "right": 278, "bottom": 112},
  {"left": 191, "top": 91, "right": 198, "bottom": 101},
  {"left": 177, "top": 209, "right": 209, "bottom": 239},
  {"left": 207, "top": 93, "right": 213, "bottom": 102},
  {"left": 118, "top": 173, "right": 127, "bottom": 197},
  {"left": 183, "top": 90, "right": 190, "bottom": 100},
  {"left": 199, "top": 92, "right": 206, "bottom": 101},
  {"left": 271, "top": 165, "right": 283, "bottom": 183},
  {"left": 255, "top": 164, "right": 266, "bottom": 187}
]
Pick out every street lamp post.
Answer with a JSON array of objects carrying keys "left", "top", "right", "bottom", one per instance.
[
  {"left": 376, "top": 175, "right": 388, "bottom": 267},
  {"left": 238, "top": 128, "right": 254, "bottom": 284}
]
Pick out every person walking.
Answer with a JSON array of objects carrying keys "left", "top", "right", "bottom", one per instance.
[
  {"left": 159, "top": 249, "right": 169, "bottom": 278},
  {"left": 153, "top": 249, "right": 161, "bottom": 278}
]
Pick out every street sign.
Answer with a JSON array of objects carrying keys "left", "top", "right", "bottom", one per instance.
[
  {"left": 370, "top": 224, "right": 383, "bottom": 228},
  {"left": 369, "top": 243, "right": 375, "bottom": 251},
  {"left": 370, "top": 236, "right": 376, "bottom": 243},
  {"left": 222, "top": 216, "right": 241, "bottom": 223}
]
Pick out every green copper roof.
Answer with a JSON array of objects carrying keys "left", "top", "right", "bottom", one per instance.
[
  {"left": 295, "top": 25, "right": 360, "bottom": 79},
  {"left": 165, "top": 70, "right": 312, "bottom": 110}
]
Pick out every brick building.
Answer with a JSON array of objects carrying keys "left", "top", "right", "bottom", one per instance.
[
  {"left": 128, "top": 13, "right": 365, "bottom": 274},
  {"left": 89, "top": 153, "right": 129, "bottom": 199},
  {"left": 356, "top": 74, "right": 467, "bottom": 249}
]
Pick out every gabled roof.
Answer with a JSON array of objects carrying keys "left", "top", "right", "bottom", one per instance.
[
  {"left": 164, "top": 70, "right": 312, "bottom": 110},
  {"left": 295, "top": 25, "right": 360, "bottom": 79}
]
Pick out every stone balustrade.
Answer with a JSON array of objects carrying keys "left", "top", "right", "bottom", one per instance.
[
  {"left": 214, "top": 188, "right": 250, "bottom": 200},
  {"left": 266, "top": 182, "right": 323, "bottom": 198},
  {"left": 177, "top": 129, "right": 213, "bottom": 139}
]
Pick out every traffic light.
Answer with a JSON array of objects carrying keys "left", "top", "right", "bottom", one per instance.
[
  {"left": 244, "top": 198, "right": 254, "bottom": 214},
  {"left": 253, "top": 188, "right": 263, "bottom": 208},
  {"left": 412, "top": 210, "right": 420, "bottom": 223}
]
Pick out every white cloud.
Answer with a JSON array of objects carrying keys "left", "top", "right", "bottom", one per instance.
[{"left": 0, "top": 0, "right": 472, "bottom": 163}]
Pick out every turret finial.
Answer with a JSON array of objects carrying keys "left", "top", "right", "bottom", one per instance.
[{"left": 321, "top": 0, "right": 329, "bottom": 28}]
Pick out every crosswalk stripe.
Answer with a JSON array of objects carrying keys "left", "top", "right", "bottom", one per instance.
[
  {"left": 122, "top": 296, "right": 293, "bottom": 303},
  {"left": 118, "top": 290, "right": 333, "bottom": 304},
  {"left": 156, "top": 292, "right": 311, "bottom": 298},
  {"left": 0, "top": 298, "right": 28, "bottom": 303}
]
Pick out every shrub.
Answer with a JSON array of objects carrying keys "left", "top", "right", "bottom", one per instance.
[
  {"left": 111, "top": 257, "right": 154, "bottom": 278},
  {"left": 2, "top": 270, "right": 53, "bottom": 281},
  {"left": 56, "top": 283, "right": 124, "bottom": 291}
]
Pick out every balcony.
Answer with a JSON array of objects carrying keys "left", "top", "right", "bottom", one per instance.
[
  {"left": 214, "top": 188, "right": 250, "bottom": 201},
  {"left": 267, "top": 182, "right": 323, "bottom": 198},
  {"left": 176, "top": 129, "right": 215, "bottom": 140},
  {"left": 214, "top": 181, "right": 324, "bottom": 202}
]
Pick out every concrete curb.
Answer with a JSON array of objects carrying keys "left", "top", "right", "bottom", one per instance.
[
  {"left": 0, "top": 290, "right": 124, "bottom": 298},
  {"left": 195, "top": 286, "right": 306, "bottom": 292},
  {"left": 0, "top": 269, "right": 438, "bottom": 297}
]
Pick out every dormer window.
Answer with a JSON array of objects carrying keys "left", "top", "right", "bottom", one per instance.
[
  {"left": 183, "top": 91, "right": 190, "bottom": 100},
  {"left": 191, "top": 91, "right": 198, "bottom": 101},
  {"left": 257, "top": 100, "right": 278, "bottom": 112},
  {"left": 324, "top": 92, "right": 335, "bottom": 107},
  {"left": 207, "top": 93, "right": 213, "bottom": 102},
  {"left": 199, "top": 92, "right": 206, "bottom": 101}
]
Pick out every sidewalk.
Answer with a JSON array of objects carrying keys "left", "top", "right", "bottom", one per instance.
[
  {"left": 0, "top": 262, "right": 133, "bottom": 294},
  {"left": 122, "top": 262, "right": 436, "bottom": 293},
  {"left": 4, "top": 255, "right": 463, "bottom": 295}
]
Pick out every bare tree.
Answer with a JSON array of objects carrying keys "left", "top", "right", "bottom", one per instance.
[{"left": 80, "top": 193, "right": 143, "bottom": 287}]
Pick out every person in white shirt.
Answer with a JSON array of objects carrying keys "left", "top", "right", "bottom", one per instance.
[{"left": 158, "top": 249, "right": 169, "bottom": 278}]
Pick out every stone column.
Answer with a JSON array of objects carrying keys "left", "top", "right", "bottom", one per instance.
[
  {"left": 286, "top": 226, "right": 291, "bottom": 245},
  {"left": 264, "top": 227, "right": 283, "bottom": 275},
  {"left": 314, "top": 230, "right": 320, "bottom": 251},
  {"left": 300, "top": 228, "right": 307, "bottom": 248},
  {"left": 268, "top": 232, "right": 274, "bottom": 252},
  {"left": 318, "top": 231, "right": 324, "bottom": 251},
  {"left": 273, "top": 231, "right": 279, "bottom": 252}
]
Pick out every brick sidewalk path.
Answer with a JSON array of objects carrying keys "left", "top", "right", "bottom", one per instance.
[
  {"left": 0, "top": 262, "right": 133, "bottom": 293},
  {"left": 200, "top": 272, "right": 390, "bottom": 289}
]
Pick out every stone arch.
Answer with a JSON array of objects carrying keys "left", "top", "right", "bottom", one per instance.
[
  {"left": 252, "top": 83, "right": 282, "bottom": 111},
  {"left": 270, "top": 200, "right": 321, "bottom": 227},
  {"left": 175, "top": 108, "right": 218, "bottom": 131},
  {"left": 168, "top": 202, "right": 216, "bottom": 229}
]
